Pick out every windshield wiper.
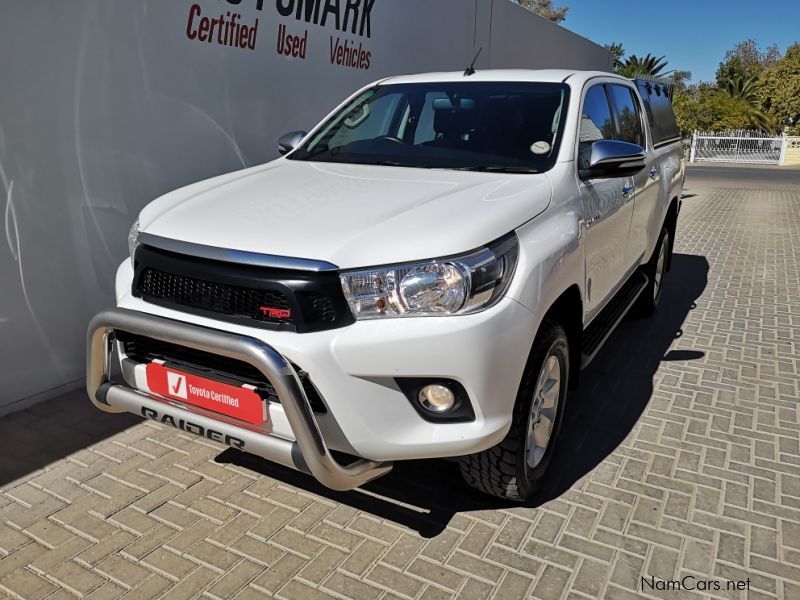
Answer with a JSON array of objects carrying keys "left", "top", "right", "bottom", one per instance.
[{"left": 452, "top": 166, "right": 540, "bottom": 174}]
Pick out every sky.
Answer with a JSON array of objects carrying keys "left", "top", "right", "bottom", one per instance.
[{"left": 560, "top": 0, "right": 800, "bottom": 83}]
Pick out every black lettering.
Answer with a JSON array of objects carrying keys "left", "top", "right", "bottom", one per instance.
[
  {"left": 343, "top": 0, "right": 359, "bottom": 34},
  {"left": 161, "top": 415, "right": 177, "bottom": 427},
  {"left": 641, "top": 577, "right": 655, "bottom": 591},
  {"left": 359, "top": 0, "right": 375, "bottom": 38},
  {"left": 225, "top": 435, "right": 245, "bottom": 449},
  {"left": 320, "top": 0, "right": 340, "bottom": 29},
  {"left": 207, "top": 429, "right": 223, "bottom": 442},
  {"left": 296, "top": 0, "right": 321, "bottom": 24},
  {"left": 276, "top": 0, "right": 293, "bottom": 16},
  {"left": 185, "top": 422, "right": 204, "bottom": 435},
  {"left": 142, "top": 407, "right": 158, "bottom": 419}
]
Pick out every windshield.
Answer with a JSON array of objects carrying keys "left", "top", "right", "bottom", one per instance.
[{"left": 289, "top": 82, "right": 569, "bottom": 173}]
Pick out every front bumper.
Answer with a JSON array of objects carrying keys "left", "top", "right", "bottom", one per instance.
[
  {"left": 87, "top": 308, "right": 392, "bottom": 491},
  {"left": 111, "top": 256, "right": 538, "bottom": 463}
]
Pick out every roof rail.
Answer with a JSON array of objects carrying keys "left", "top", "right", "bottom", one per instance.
[{"left": 633, "top": 75, "right": 675, "bottom": 100}]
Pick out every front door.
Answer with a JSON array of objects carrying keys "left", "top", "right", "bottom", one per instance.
[{"left": 578, "top": 84, "right": 636, "bottom": 318}]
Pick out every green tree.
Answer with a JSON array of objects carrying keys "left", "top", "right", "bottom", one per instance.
[
  {"left": 758, "top": 44, "right": 800, "bottom": 134},
  {"left": 669, "top": 70, "right": 692, "bottom": 93},
  {"left": 516, "top": 0, "right": 569, "bottom": 23},
  {"left": 605, "top": 42, "right": 625, "bottom": 65},
  {"left": 672, "top": 85, "right": 755, "bottom": 137},
  {"left": 717, "top": 75, "right": 775, "bottom": 132},
  {"left": 615, "top": 54, "right": 668, "bottom": 77},
  {"left": 715, "top": 39, "right": 781, "bottom": 85}
]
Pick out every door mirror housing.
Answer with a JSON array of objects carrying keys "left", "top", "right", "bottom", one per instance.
[
  {"left": 579, "top": 140, "right": 646, "bottom": 179},
  {"left": 278, "top": 130, "right": 307, "bottom": 155}
]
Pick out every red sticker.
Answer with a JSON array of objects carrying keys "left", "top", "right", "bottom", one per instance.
[{"left": 145, "top": 362, "right": 265, "bottom": 425}]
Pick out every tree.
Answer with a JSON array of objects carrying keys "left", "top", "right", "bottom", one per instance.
[
  {"left": 717, "top": 75, "right": 775, "bottom": 132},
  {"left": 758, "top": 44, "right": 800, "bottom": 134},
  {"left": 716, "top": 39, "right": 781, "bottom": 85},
  {"left": 605, "top": 42, "right": 625, "bottom": 65},
  {"left": 615, "top": 54, "right": 668, "bottom": 77},
  {"left": 672, "top": 86, "right": 754, "bottom": 136},
  {"left": 516, "top": 0, "right": 569, "bottom": 24},
  {"left": 669, "top": 70, "right": 692, "bottom": 93}
]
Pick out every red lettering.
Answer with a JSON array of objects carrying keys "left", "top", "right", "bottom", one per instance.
[
  {"left": 186, "top": 4, "right": 201, "bottom": 40},
  {"left": 198, "top": 17, "right": 210, "bottom": 41}
]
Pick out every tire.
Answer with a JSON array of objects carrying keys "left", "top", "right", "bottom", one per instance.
[
  {"left": 636, "top": 227, "right": 670, "bottom": 317},
  {"left": 459, "top": 319, "right": 569, "bottom": 501}
]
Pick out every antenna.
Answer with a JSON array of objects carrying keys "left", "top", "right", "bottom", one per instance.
[{"left": 463, "top": 47, "right": 483, "bottom": 77}]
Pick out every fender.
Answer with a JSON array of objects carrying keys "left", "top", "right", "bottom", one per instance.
[{"left": 509, "top": 189, "right": 585, "bottom": 331}]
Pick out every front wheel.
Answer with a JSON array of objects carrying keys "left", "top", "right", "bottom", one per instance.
[
  {"left": 636, "top": 227, "right": 670, "bottom": 317},
  {"left": 459, "top": 319, "right": 569, "bottom": 501}
]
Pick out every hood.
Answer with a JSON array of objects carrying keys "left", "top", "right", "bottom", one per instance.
[{"left": 139, "top": 160, "right": 552, "bottom": 269}]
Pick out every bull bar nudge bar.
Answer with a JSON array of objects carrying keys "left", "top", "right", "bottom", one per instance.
[{"left": 87, "top": 308, "right": 392, "bottom": 491}]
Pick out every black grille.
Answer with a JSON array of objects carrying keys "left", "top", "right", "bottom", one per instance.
[
  {"left": 138, "top": 268, "right": 294, "bottom": 326},
  {"left": 132, "top": 244, "right": 353, "bottom": 333},
  {"left": 118, "top": 332, "right": 327, "bottom": 413}
]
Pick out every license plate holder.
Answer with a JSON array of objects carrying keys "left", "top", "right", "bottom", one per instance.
[{"left": 145, "top": 361, "right": 267, "bottom": 425}]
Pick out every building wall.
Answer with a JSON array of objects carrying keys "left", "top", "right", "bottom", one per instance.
[
  {"left": 0, "top": 0, "right": 611, "bottom": 415},
  {"left": 784, "top": 137, "right": 800, "bottom": 166}
]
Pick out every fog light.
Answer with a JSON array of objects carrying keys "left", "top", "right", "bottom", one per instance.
[{"left": 418, "top": 384, "right": 455, "bottom": 413}]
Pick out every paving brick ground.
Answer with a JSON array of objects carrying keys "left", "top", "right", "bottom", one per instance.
[{"left": 1, "top": 168, "right": 799, "bottom": 599}]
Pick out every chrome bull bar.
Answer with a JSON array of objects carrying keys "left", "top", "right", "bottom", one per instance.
[{"left": 87, "top": 308, "right": 392, "bottom": 491}]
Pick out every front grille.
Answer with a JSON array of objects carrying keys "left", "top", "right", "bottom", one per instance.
[
  {"left": 132, "top": 244, "right": 353, "bottom": 333},
  {"left": 138, "top": 268, "right": 294, "bottom": 326},
  {"left": 118, "top": 332, "right": 327, "bottom": 413}
]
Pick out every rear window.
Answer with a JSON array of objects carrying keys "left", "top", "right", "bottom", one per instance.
[{"left": 636, "top": 80, "right": 679, "bottom": 146}]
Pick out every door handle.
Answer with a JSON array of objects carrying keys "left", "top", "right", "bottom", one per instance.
[
  {"left": 649, "top": 167, "right": 661, "bottom": 180},
  {"left": 622, "top": 183, "right": 635, "bottom": 197}
]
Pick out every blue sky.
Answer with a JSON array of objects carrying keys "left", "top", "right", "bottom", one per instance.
[{"left": 560, "top": 0, "right": 800, "bottom": 82}]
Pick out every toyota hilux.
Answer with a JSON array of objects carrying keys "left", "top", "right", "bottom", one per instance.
[{"left": 87, "top": 69, "right": 684, "bottom": 500}]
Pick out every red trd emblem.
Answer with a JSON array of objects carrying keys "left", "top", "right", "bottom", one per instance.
[{"left": 259, "top": 306, "right": 292, "bottom": 319}]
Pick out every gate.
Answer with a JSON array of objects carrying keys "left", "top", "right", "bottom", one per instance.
[{"left": 689, "top": 130, "right": 786, "bottom": 165}]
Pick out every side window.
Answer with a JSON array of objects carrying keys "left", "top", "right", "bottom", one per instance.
[
  {"left": 578, "top": 85, "right": 614, "bottom": 169},
  {"left": 609, "top": 85, "right": 644, "bottom": 147}
]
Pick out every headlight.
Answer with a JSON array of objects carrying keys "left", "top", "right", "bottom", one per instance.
[
  {"left": 340, "top": 233, "right": 518, "bottom": 320},
  {"left": 128, "top": 219, "right": 140, "bottom": 265}
]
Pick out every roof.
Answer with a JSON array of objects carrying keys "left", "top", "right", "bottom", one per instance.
[{"left": 381, "top": 69, "right": 621, "bottom": 86}]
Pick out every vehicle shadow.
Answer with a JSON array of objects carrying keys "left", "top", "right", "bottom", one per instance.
[
  {"left": 219, "top": 253, "right": 710, "bottom": 538},
  {"left": 0, "top": 388, "right": 140, "bottom": 487}
]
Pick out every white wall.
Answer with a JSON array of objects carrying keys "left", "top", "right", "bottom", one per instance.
[{"left": 0, "top": 0, "right": 611, "bottom": 415}]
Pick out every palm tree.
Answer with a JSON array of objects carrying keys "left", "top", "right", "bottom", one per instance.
[
  {"left": 615, "top": 54, "right": 669, "bottom": 78},
  {"left": 718, "top": 75, "right": 775, "bottom": 132},
  {"left": 720, "top": 74, "right": 760, "bottom": 104}
]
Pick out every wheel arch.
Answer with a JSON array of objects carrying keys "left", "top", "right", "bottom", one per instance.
[
  {"left": 664, "top": 196, "right": 679, "bottom": 271},
  {"left": 540, "top": 284, "right": 583, "bottom": 390}
]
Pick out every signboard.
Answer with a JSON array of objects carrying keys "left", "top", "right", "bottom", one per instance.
[{"left": 0, "top": 0, "right": 611, "bottom": 414}]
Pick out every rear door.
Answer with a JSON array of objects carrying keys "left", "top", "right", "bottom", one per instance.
[{"left": 578, "top": 83, "right": 636, "bottom": 318}]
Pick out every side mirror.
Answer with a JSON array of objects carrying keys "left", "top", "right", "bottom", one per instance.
[
  {"left": 278, "top": 130, "right": 307, "bottom": 155},
  {"left": 579, "top": 140, "right": 646, "bottom": 179}
]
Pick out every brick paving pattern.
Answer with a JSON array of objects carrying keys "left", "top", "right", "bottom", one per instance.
[{"left": 1, "top": 172, "right": 799, "bottom": 599}]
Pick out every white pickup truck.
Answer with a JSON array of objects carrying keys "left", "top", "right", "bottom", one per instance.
[{"left": 87, "top": 69, "right": 684, "bottom": 501}]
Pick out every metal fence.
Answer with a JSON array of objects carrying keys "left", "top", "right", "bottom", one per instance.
[{"left": 689, "top": 130, "right": 786, "bottom": 165}]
